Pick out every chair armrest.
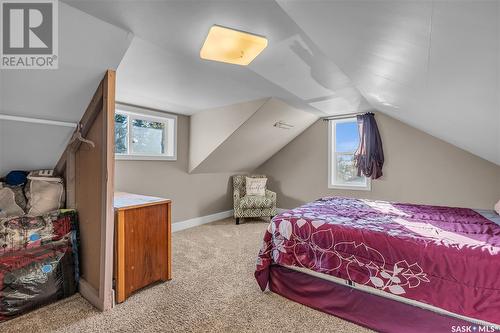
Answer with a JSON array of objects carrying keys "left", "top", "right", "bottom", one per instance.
[
  {"left": 233, "top": 188, "right": 241, "bottom": 208},
  {"left": 265, "top": 189, "right": 276, "bottom": 203}
]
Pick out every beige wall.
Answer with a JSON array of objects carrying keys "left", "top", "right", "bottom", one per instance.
[
  {"left": 115, "top": 114, "right": 234, "bottom": 223},
  {"left": 116, "top": 111, "right": 500, "bottom": 223},
  {"left": 257, "top": 113, "right": 500, "bottom": 210}
]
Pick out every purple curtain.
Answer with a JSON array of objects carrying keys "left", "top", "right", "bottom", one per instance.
[{"left": 354, "top": 113, "right": 384, "bottom": 179}]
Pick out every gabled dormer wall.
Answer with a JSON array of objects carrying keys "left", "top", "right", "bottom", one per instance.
[{"left": 189, "top": 98, "right": 318, "bottom": 173}]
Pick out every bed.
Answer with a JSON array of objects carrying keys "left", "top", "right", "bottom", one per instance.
[{"left": 255, "top": 197, "right": 500, "bottom": 332}]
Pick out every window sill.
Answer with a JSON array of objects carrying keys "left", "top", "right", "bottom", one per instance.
[
  {"left": 328, "top": 183, "right": 371, "bottom": 191},
  {"left": 115, "top": 155, "right": 177, "bottom": 161}
]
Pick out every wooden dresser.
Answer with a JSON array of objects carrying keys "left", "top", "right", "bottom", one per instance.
[{"left": 113, "top": 192, "right": 172, "bottom": 303}]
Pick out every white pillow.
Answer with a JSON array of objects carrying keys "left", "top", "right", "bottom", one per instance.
[
  {"left": 246, "top": 177, "right": 267, "bottom": 196},
  {"left": 495, "top": 200, "right": 500, "bottom": 215},
  {"left": 25, "top": 171, "right": 65, "bottom": 216}
]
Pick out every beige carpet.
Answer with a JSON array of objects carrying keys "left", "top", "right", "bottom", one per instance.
[{"left": 1, "top": 218, "right": 371, "bottom": 333}]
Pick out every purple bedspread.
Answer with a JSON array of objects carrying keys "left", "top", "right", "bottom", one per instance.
[{"left": 255, "top": 197, "right": 500, "bottom": 324}]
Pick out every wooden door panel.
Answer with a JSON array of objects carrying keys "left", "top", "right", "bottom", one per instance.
[{"left": 124, "top": 204, "right": 168, "bottom": 296}]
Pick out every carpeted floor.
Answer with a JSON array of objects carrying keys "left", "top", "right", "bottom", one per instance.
[{"left": 1, "top": 218, "right": 371, "bottom": 333}]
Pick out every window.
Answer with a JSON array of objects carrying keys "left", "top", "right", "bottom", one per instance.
[
  {"left": 328, "top": 118, "right": 370, "bottom": 190},
  {"left": 115, "top": 104, "right": 177, "bottom": 160}
]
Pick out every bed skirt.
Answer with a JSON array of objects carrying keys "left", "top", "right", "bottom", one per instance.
[{"left": 268, "top": 265, "right": 474, "bottom": 333}]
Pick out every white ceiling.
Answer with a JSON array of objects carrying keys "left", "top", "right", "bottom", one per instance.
[
  {"left": 115, "top": 36, "right": 274, "bottom": 113},
  {"left": 2, "top": 2, "right": 131, "bottom": 122},
  {"left": 0, "top": 2, "right": 131, "bottom": 174},
  {"left": 63, "top": 0, "right": 500, "bottom": 165},
  {"left": 63, "top": 0, "right": 368, "bottom": 117},
  {"left": 277, "top": 0, "right": 500, "bottom": 165}
]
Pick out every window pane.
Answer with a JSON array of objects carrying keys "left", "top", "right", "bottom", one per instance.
[
  {"left": 335, "top": 121, "right": 359, "bottom": 153},
  {"left": 131, "top": 119, "right": 166, "bottom": 154},
  {"left": 335, "top": 153, "right": 365, "bottom": 186},
  {"left": 115, "top": 114, "right": 128, "bottom": 154}
]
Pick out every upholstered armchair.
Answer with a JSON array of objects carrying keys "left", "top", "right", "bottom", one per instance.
[{"left": 233, "top": 175, "right": 277, "bottom": 225}]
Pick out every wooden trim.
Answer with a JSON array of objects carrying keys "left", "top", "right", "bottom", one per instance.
[
  {"left": 114, "top": 200, "right": 171, "bottom": 212},
  {"left": 55, "top": 81, "right": 104, "bottom": 175},
  {"left": 114, "top": 192, "right": 171, "bottom": 211},
  {"left": 55, "top": 70, "right": 116, "bottom": 311},
  {"left": 78, "top": 278, "right": 101, "bottom": 310},
  {"left": 79, "top": 82, "right": 104, "bottom": 138},
  {"left": 99, "top": 69, "right": 116, "bottom": 310},
  {"left": 166, "top": 202, "right": 172, "bottom": 280},
  {"left": 115, "top": 210, "right": 126, "bottom": 304},
  {"left": 65, "top": 150, "right": 76, "bottom": 208}
]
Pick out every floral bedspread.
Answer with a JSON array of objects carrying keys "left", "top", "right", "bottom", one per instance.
[{"left": 255, "top": 197, "right": 500, "bottom": 324}]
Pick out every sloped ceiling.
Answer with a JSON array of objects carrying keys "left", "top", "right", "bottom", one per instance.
[
  {"left": 0, "top": 2, "right": 132, "bottom": 174},
  {"left": 64, "top": 0, "right": 499, "bottom": 165},
  {"left": 3, "top": 1, "right": 499, "bottom": 174},
  {"left": 115, "top": 37, "right": 273, "bottom": 113},
  {"left": 2, "top": 2, "right": 132, "bottom": 122},
  {"left": 63, "top": 0, "right": 368, "bottom": 117},
  {"left": 277, "top": 0, "right": 500, "bottom": 165}
]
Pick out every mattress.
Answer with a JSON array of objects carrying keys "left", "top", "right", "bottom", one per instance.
[{"left": 255, "top": 197, "right": 500, "bottom": 325}]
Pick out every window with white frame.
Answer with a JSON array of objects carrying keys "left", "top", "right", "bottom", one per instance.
[
  {"left": 328, "top": 118, "right": 370, "bottom": 190},
  {"left": 114, "top": 104, "right": 177, "bottom": 160}
]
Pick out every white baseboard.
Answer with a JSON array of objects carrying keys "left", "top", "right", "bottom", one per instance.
[{"left": 172, "top": 209, "right": 234, "bottom": 232}]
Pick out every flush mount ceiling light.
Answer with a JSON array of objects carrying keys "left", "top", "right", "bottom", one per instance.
[{"left": 200, "top": 25, "right": 268, "bottom": 66}]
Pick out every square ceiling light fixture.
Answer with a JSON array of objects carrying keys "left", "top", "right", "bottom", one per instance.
[{"left": 200, "top": 25, "right": 268, "bottom": 66}]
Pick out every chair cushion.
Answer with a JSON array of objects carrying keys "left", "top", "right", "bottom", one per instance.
[
  {"left": 246, "top": 177, "right": 267, "bottom": 196},
  {"left": 240, "top": 195, "right": 273, "bottom": 209}
]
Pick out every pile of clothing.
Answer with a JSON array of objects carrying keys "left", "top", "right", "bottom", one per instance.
[
  {"left": 0, "top": 170, "right": 65, "bottom": 218},
  {"left": 0, "top": 170, "right": 79, "bottom": 322}
]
